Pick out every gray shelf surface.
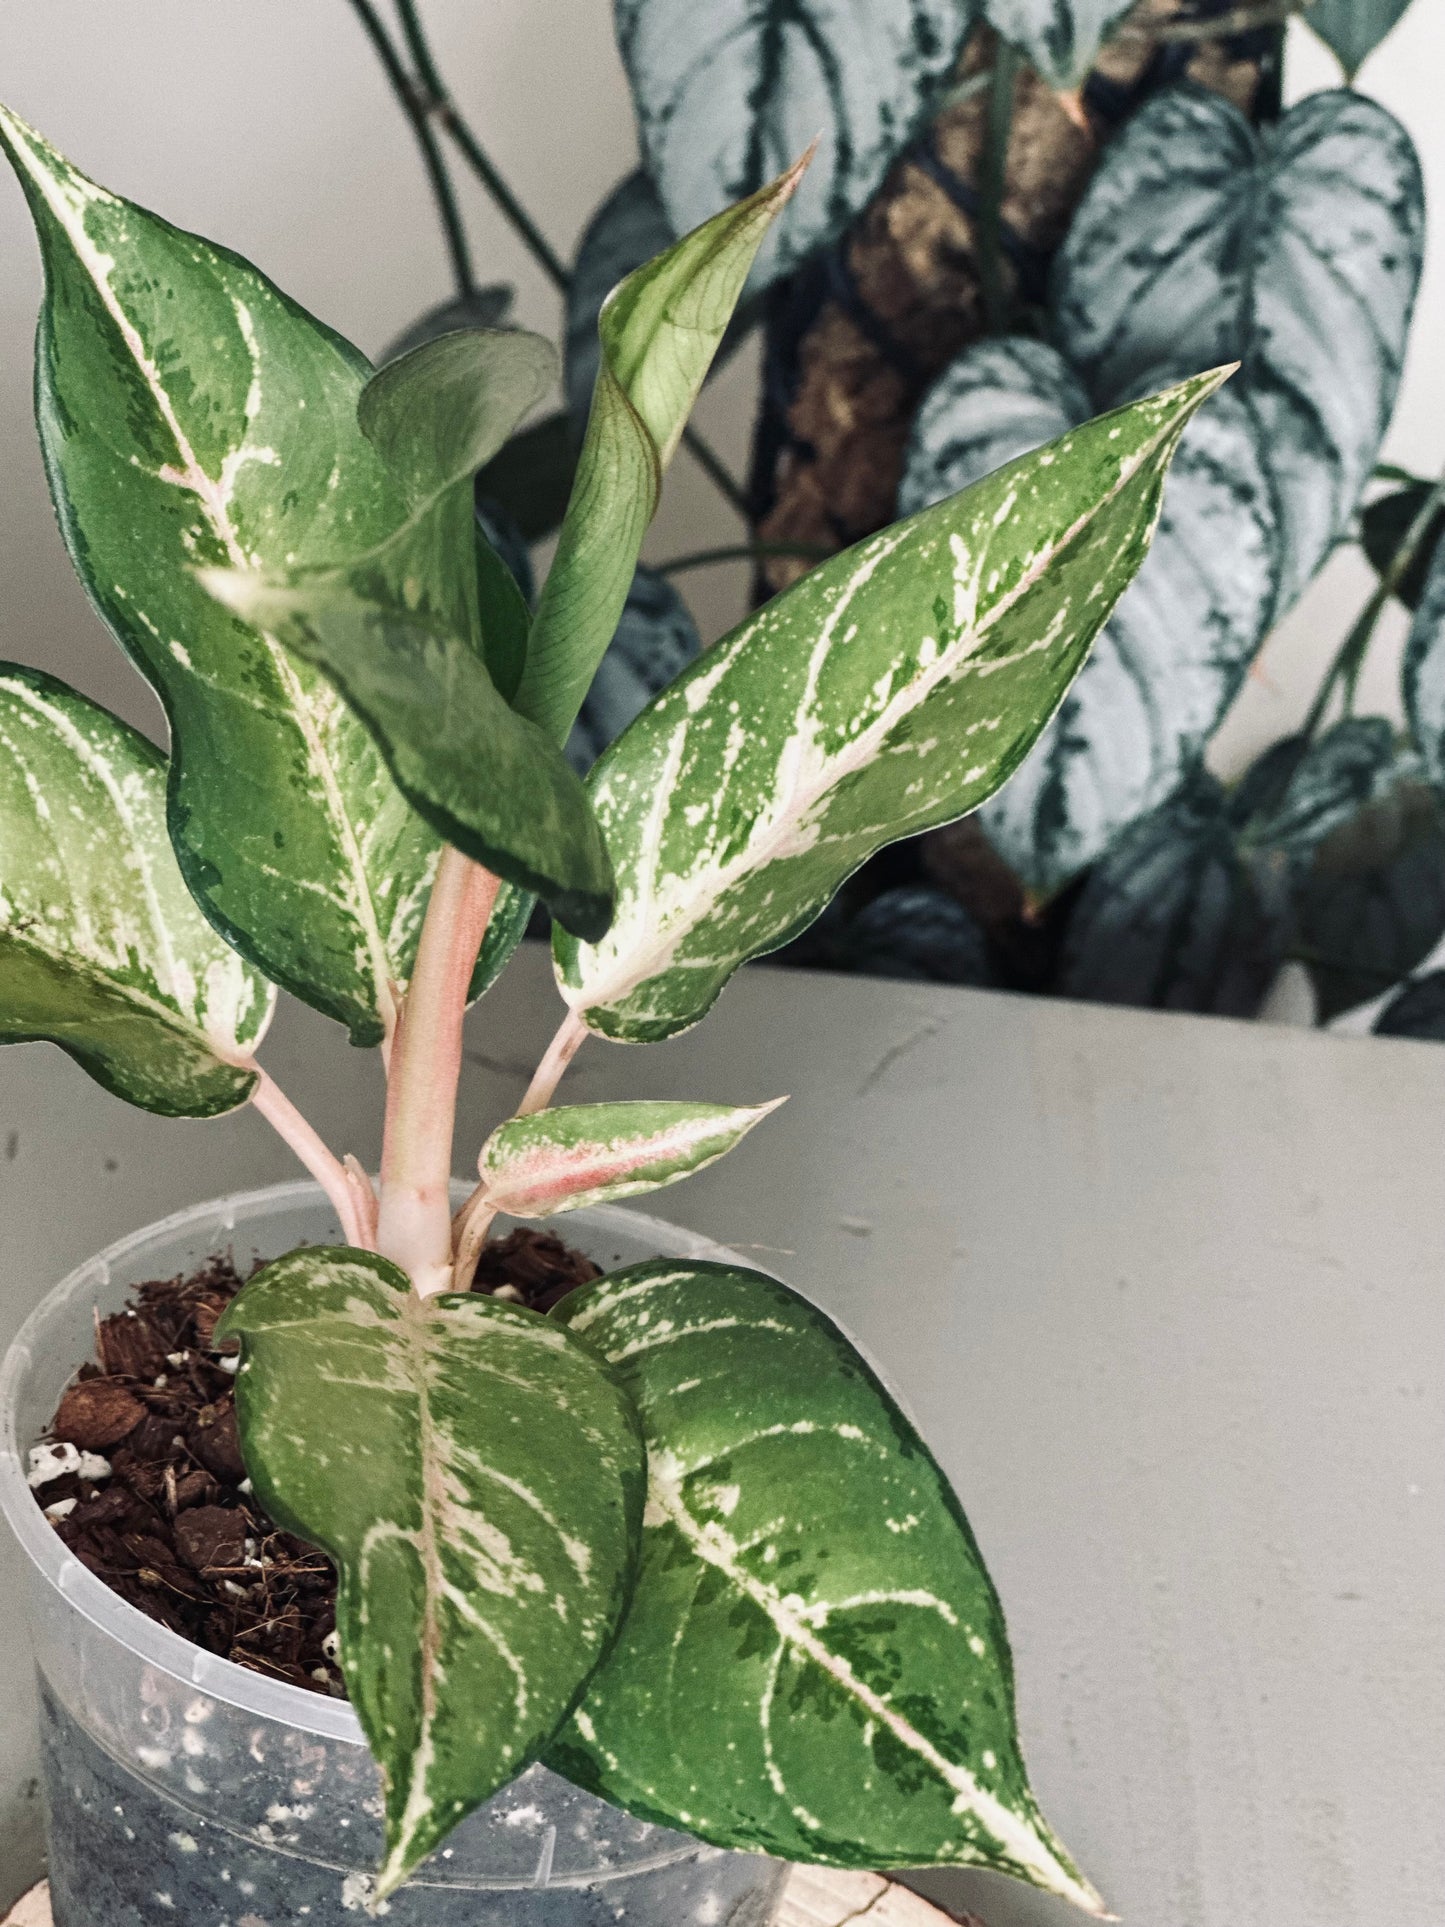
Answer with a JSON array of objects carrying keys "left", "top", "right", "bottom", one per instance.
[{"left": 1, "top": 950, "right": 1440, "bottom": 1923}]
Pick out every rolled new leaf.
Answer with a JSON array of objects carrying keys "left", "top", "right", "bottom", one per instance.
[
  {"left": 478, "top": 1098, "right": 784, "bottom": 1219},
  {"left": 0, "top": 665, "right": 273, "bottom": 1115},
  {"left": 215, "top": 1248, "right": 646, "bottom": 1897},
  {"left": 556, "top": 367, "right": 1231, "bottom": 1043},
  {"left": 547, "top": 1260, "right": 1103, "bottom": 1912},
  {"left": 0, "top": 105, "right": 439, "bottom": 1045},
  {"left": 514, "top": 160, "right": 806, "bottom": 746}
]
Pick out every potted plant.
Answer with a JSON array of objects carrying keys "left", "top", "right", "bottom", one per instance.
[{"left": 0, "top": 102, "right": 1224, "bottom": 1923}]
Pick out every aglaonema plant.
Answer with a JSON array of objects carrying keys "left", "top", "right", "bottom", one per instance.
[{"left": 0, "top": 102, "right": 1228, "bottom": 1908}]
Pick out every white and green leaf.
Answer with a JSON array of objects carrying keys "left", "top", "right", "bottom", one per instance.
[
  {"left": 548, "top": 1260, "right": 1103, "bottom": 1911},
  {"left": 514, "top": 164, "right": 803, "bottom": 746},
  {"left": 215, "top": 1247, "right": 645, "bottom": 1898},
  {"left": 614, "top": 0, "right": 976, "bottom": 290},
  {"left": 0, "top": 105, "right": 441, "bottom": 1045},
  {"left": 557, "top": 368, "right": 1229, "bottom": 1042},
  {"left": 0, "top": 665, "right": 273, "bottom": 1116},
  {"left": 477, "top": 1098, "right": 784, "bottom": 1220},
  {"left": 202, "top": 330, "right": 617, "bottom": 940}
]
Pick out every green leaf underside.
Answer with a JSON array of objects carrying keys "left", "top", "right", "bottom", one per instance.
[
  {"left": 479, "top": 1099, "right": 783, "bottom": 1219},
  {"left": 515, "top": 168, "right": 799, "bottom": 747},
  {"left": 0, "top": 105, "right": 444, "bottom": 1045},
  {"left": 215, "top": 1249, "right": 645, "bottom": 1897},
  {"left": 547, "top": 1262, "right": 1101, "bottom": 1911},
  {"left": 0, "top": 665, "right": 272, "bottom": 1115},
  {"left": 556, "top": 369, "right": 1228, "bottom": 1042}
]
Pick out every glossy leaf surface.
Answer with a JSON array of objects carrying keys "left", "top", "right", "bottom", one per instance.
[
  {"left": 558, "top": 370, "right": 1227, "bottom": 1042},
  {"left": 0, "top": 106, "right": 440, "bottom": 1045},
  {"left": 478, "top": 1098, "right": 783, "bottom": 1219},
  {"left": 0, "top": 665, "right": 272, "bottom": 1115},
  {"left": 548, "top": 1260, "right": 1101, "bottom": 1909},
  {"left": 615, "top": 0, "right": 975, "bottom": 289},
  {"left": 982, "top": 0, "right": 1134, "bottom": 88},
  {"left": 216, "top": 1248, "right": 645, "bottom": 1896}
]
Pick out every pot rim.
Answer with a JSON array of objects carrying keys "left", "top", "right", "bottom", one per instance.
[{"left": 0, "top": 1177, "right": 746, "bottom": 1746}]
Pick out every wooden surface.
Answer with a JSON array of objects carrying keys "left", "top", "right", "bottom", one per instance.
[{"left": 3, "top": 950, "right": 1443, "bottom": 1923}]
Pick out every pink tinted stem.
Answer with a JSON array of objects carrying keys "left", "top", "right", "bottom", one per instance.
[
  {"left": 248, "top": 1068, "right": 372, "bottom": 1249},
  {"left": 517, "top": 1007, "right": 589, "bottom": 1116}
]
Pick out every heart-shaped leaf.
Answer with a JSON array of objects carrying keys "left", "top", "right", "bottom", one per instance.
[
  {"left": 1057, "top": 770, "right": 1291, "bottom": 1017},
  {"left": 515, "top": 166, "right": 803, "bottom": 746},
  {"left": 557, "top": 368, "right": 1229, "bottom": 1042},
  {"left": 615, "top": 0, "right": 976, "bottom": 291},
  {"left": 981, "top": 0, "right": 1134, "bottom": 89},
  {"left": 1402, "top": 538, "right": 1445, "bottom": 786},
  {"left": 477, "top": 1098, "right": 784, "bottom": 1220},
  {"left": 1237, "top": 718, "right": 1399, "bottom": 862},
  {"left": 202, "top": 331, "right": 617, "bottom": 940},
  {"left": 1304, "top": 0, "right": 1418, "bottom": 77},
  {"left": 902, "top": 90, "right": 1423, "bottom": 895},
  {"left": 547, "top": 1260, "right": 1102, "bottom": 1910},
  {"left": 0, "top": 105, "right": 442, "bottom": 1045},
  {"left": 0, "top": 665, "right": 273, "bottom": 1115},
  {"left": 566, "top": 568, "right": 702, "bottom": 774},
  {"left": 215, "top": 1247, "right": 645, "bottom": 1897},
  {"left": 1374, "top": 969, "right": 1445, "bottom": 1040}
]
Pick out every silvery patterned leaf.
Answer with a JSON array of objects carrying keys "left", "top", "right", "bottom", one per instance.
[
  {"left": 1402, "top": 538, "right": 1445, "bottom": 786},
  {"left": 981, "top": 0, "right": 1135, "bottom": 89},
  {"left": 477, "top": 1098, "right": 783, "bottom": 1219},
  {"left": 1374, "top": 970, "right": 1445, "bottom": 1041},
  {"left": 0, "top": 665, "right": 273, "bottom": 1116},
  {"left": 564, "top": 171, "right": 675, "bottom": 429},
  {"left": 381, "top": 284, "right": 515, "bottom": 364},
  {"left": 0, "top": 106, "right": 441, "bottom": 1047},
  {"left": 558, "top": 370, "right": 1227, "bottom": 1042},
  {"left": 615, "top": 0, "right": 977, "bottom": 290},
  {"left": 566, "top": 568, "right": 702, "bottom": 774},
  {"left": 216, "top": 1247, "right": 645, "bottom": 1897},
  {"left": 1295, "top": 774, "right": 1445, "bottom": 1019},
  {"left": 1058, "top": 770, "right": 1291, "bottom": 1017},
  {"left": 1238, "top": 717, "right": 1401, "bottom": 863},
  {"left": 547, "top": 1260, "right": 1102, "bottom": 1908},
  {"left": 834, "top": 884, "right": 993, "bottom": 984},
  {"left": 1305, "top": 0, "right": 1418, "bottom": 77}
]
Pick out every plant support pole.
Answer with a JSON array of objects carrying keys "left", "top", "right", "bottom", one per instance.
[{"left": 377, "top": 848, "right": 501, "bottom": 1296}]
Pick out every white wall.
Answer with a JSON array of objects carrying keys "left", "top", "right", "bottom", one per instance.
[{"left": 0, "top": 2, "right": 1439, "bottom": 767}]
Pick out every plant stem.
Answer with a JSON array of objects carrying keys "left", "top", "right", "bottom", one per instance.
[
  {"left": 377, "top": 849, "right": 501, "bottom": 1297},
  {"left": 1302, "top": 467, "right": 1445, "bottom": 738},
  {"left": 518, "top": 1008, "right": 589, "bottom": 1116},
  {"left": 450, "top": 1193, "right": 498, "bottom": 1293},
  {"left": 249, "top": 1068, "right": 374, "bottom": 1248},
  {"left": 344, "top": 0, "right": 476, "bottom": 299},
  {"left": 657, "top": 540, "right": 835, "bottom": 578},
  {"left": 977, "top": 40, "right": 1019, "bottom": 337}
]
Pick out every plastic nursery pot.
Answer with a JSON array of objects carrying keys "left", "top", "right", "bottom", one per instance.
[{"left": 0, "top": 1181, "right": 789, "bottom": 1927}]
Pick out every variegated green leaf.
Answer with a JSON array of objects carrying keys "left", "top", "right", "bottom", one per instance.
[
  {"left": 1305, "top": 0, "right": 1417, "bottom": 77},
  {"left": 514, "top": 165, "right": 803, "bottom": 747},
  {"left": 981, "top": 0, "right": 1134, "bottom": 88},
  {"left": 0, "top": 105, "right": 440, "bottom": 1045},
  {"left": 547, "top": 1260, "right": 1102, "bottom": 1910},
  {"left": 615, "top": 0, "right": 976, "bottom": 290},
  {"left": 477, "top": 1098, "right": 784, "bottom": 1219},
  {"left": 215, "top": 1247, "right": 645, "bottom": 1898},
  {"left": 557, "top": 369, "right": 1228, "bottom": 1043},
  {"left": 202, "top": 332, "right": 617, "bottom": 940},
  {"left": 0, "top": 664, "right": 273, "bottom": 1116}
]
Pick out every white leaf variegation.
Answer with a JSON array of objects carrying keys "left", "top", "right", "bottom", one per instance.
[
  {"left": 215, "top": 1248, "right": 645, "bottom": 1898},
  {"left": 902, "top": 88, "right": 1424, "bottom": 896},
  {"left": 0, "top": 665, "right": 273, "bottom": 1115},
  {"left": 548, "top": 1260, "right": 1103, "bottom": 1910},
  {"left": 555, "top": 368, "right": 1228, "bottom": 1042},
  {"left": 477, "top": 1099, "right": 785, "bottom": 1220}
]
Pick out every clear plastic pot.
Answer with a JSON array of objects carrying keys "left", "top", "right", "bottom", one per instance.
[{"left": 0, "top": 1181, "right": 788, "bottom": 1926}]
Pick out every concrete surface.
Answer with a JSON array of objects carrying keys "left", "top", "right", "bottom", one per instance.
[{"left": 1, "top": 952, "right": 1442, "bottom": 1923}]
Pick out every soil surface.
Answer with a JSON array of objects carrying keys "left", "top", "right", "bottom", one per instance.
[{"left": 30, "top": 1230, "right": 600, "bottom": 1697}]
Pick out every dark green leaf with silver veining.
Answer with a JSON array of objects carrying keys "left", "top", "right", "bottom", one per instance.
[
  {"left": 0, "top": 105, "right": 439, "bottom": 1045},
  {"left": 981, "top": 0, "right": 1134, "bottom": 88},
  {"left": 566, "top": 568, "right": 702, "bottom": 774},
  {"left": 1374, "top": 969, "right": 1445, "bottom": 1041},
  {"left": 557, "top": 369, "right": 1227, "bottom": 1042},
  {"left": 1058, "top": 770, "right": 1290, "bottom": 1017},
  {"left": 215, "top": 1247, "right": 645, "bottom": 1897},
  {"left": 547, "top": 1260, "right": 1101, "bottom": 1909},
  {"left": 1361, "top": 482, "right": 1445, "bottom": 611},
  {"left": 615, "top": 0, "right": 976, "bottom": 289},
  {"left": 0, "top": 665, "right": 272, "bottom": 1115},
  {"left": 1237, "top": 718, "right": 1399, "bottom": 863},
  {"left": 1402, "top": 539, "right": 1445, "bottom": 787},
  {"left": 1305, "top": 0, "right": 1417, "bottom": 77},
  {"left": 830, "top": 885, "right": 995, "bottom": 986}
]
